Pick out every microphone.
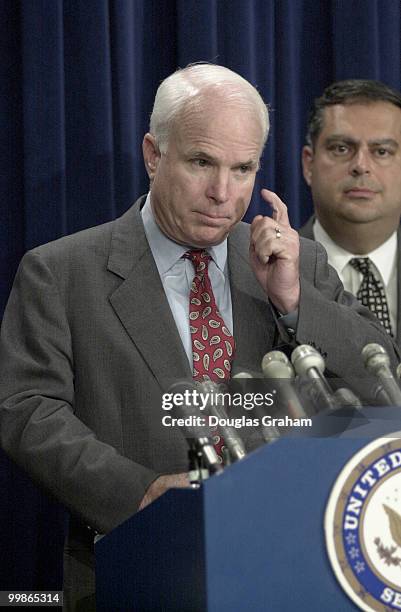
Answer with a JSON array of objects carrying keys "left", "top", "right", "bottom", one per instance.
[
  {"left": 199, "top": 380, "right": 247, "bottom": 462},
  {"left": 261, "top": 350, "right": 308, "bottom": 419},
  {"left": 371, "top": 384, "right": 392, "bottom": 406},
  {"left": 291, "top": 345, "right": 337, "bottom": 411},
  {"left": 362, "top": 343, "right": 401, "bottom": 407},
  {"left": 232, "top": 371, "right": 254, "bottom": 379},
  {"left": 231, "top": 370, "right": 279, "bottom": 444},
  {"left": 333, "top": 388, "right": 362, "bottom": 408},
  {"left": 168, "top": 381, "right": 223, "bottom": 474}
]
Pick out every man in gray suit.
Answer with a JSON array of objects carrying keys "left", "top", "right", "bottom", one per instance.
[
  {"left": 300, "top": 80, "right": 401, "bottom": 343},
  {"left": 0, "top": 66, "right": 398, "bottom": 610}
]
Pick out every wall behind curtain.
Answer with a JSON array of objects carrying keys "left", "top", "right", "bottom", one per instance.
[{"left": 1, "top": 0, "right": 400, "bottom": 590}]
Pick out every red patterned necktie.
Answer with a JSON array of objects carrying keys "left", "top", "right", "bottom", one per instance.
[
  {"left": 184, "top": 249, "right": 235, "bottom": 382},
  {"left": 184, "top": 249, "right": 236, "bottom": 462}
]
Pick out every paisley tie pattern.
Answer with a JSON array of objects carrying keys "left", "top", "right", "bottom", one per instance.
[
  {"left": 184, "top": 249, "right": 235, "bottom": 463},
  {"left": 184, "top": 249, "right": 235, "bottom": 382},
  {"left": 349, "top": 257, "right": 393, "bottom": 336}
]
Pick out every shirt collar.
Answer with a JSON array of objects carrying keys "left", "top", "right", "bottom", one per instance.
[
  {"left": 313, "top": 218, "right": 397, "bottom": 286},
  {"left": 141, "top": 192, "right": 228, "bottom": 275}
]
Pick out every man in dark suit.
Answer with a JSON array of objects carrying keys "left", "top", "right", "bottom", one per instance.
[
  {"left": 299, "top": 80, "right": 401, "bottom": 343},
  {"left": 0, "top": 65, "right": 398, "bottom": 610}
]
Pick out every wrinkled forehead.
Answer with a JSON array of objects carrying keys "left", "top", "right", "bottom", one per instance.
[
  {"left": 171, "top": 93, "right": 265, "bottom": 153},
  {"left": 320, "top": 101, "right": 401, "bottom": 136}
]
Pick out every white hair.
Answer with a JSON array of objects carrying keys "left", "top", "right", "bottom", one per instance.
[{"left": 149, "top": 63, "right": 269, "bottom": 153}]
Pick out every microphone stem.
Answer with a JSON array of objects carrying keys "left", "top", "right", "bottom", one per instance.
[
  {"left": 306, "top": 368, "right": 337, "bottom": 411},
  {"left": 195, "top": 438, "right": 224, "bottom": 474},
  {"left": 208, "top": 404, "right": 246, "bottom": 462},
  {"left": 377, "top": 366, "right": 401, "bottom": 405}
]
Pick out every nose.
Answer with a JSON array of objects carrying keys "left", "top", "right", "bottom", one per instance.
[
  {"left": 349, "top": 147, "right": 371, "bottom": 177},
  {"left": 206, "top": 169, "right": 230, "bottom": 204}
]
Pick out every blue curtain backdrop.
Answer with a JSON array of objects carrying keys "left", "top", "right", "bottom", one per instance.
[{"left": 1, "top": 0, "right": 400, "bottom": 591}]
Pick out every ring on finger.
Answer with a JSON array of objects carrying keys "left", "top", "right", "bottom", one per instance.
[{"left": 275, "top": 226, "right": 281, "bottom": 239}]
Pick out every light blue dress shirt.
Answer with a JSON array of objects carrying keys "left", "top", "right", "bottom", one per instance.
[{"left": 141, "top": 193, "right": 233, "bottom": 366}]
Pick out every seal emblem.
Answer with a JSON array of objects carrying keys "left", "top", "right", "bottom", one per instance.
[{"left": 325, "top": 434, "right": 401, "bottom": 611}]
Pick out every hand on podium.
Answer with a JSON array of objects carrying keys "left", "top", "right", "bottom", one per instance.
[{"left": 139, "top": 473, "right": 190, "bottom": 511}]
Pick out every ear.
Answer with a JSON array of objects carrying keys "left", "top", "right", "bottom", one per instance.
[
  {"left": 301, "top": 145, "right": 314, "bottom": 186},
  {"left": 143, "top": 133, "right": 162, "bottom": 180}
]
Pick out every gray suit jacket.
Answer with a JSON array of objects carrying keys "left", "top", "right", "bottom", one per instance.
[
  {"left": 0, "top": 198, "right": 398, "bottom": 608},
  {"left": 299, "top": 215, "right": 401, "bottom": 346},
  {"left": 1, "top": 198, "right": 398, "bottom": 529}
]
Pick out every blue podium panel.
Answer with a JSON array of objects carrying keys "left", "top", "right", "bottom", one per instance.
[
  {"left": 95, "top": 432, "right": 386, "bottom": 611},
  {"left": 96, "top": 489, "right": 206, "bottom": 611},
  {"left": 199, "top": 438, "right": 361, "bottom": 612}
]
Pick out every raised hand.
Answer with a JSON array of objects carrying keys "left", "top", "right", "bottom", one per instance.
[{"left": 250, "top": 189, "right": 300, "bottom": 313}]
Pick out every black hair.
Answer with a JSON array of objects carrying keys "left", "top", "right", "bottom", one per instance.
[{"left": 306, "top": 79, "right": 401, "bottom": 147}]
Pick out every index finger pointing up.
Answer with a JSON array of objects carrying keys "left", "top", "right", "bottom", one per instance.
[{"left": 261, "top": 189, "right": 290, "bottom": 227}]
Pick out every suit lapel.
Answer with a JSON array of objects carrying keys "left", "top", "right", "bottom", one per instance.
[
  {"left": 107, "top": 202, "right": 275, "bottom": 383},
  {"left": 107, "top": 199, "right": 192, "bottom": 390},
  {"left": 302, "top": 216, "right": 401, "bottom": 346},
  {"left": 228, "top": 224, "right": 277, "bottom": 373},
  {"left": 298, "top": 215, "right": 315, "bottom": 239}
]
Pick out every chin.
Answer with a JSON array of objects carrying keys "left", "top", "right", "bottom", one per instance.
[
  {"left": 337, "top": 202, "right": 380, "bottom": 222},
  {"left": 190, "top": 230, "right": 228, "bottom": 248},
  {"left": 339, "top": 212, "right": 380, "bottom": 225}
]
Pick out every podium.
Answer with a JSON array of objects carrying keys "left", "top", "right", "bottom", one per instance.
[{"left": 96, "top": 411, "right": 401, "bottom": 611}]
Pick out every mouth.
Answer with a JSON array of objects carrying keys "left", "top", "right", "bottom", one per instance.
[
  {"left": 344, "top": 188, "right": 379, "bottom": 199},
  {"left": 194, "top": 211, "right": 230, "bottom": 225}
]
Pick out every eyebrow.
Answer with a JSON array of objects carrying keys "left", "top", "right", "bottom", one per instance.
[
  {"left": 324, "top": 135, "right": 399, "bottom": 148},
  {"left": 234, "top": 159, "right": 259, "bottom": 169},
  {"left": 189, "top": 151, "right": 215, "bottom": 161},
  {"left": 189, "top": 151, "right": 259, "bottom": 167}
]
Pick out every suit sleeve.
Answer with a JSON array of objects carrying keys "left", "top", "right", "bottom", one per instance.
[
  {"left": 0, "top": 250, "right": 159, "bottom": 534},
  {"left": 294, "top": 240, "right": 400, "bottom": 379}
]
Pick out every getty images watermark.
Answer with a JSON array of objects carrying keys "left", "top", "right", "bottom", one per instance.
[{"left": 161, "top": 387, "right": 312, "bottom": 430}]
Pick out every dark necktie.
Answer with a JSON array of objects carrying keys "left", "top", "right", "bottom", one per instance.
[
  {"left": 184, "top": 250, "right": 235, "bottom": 381},
  {"left": 349, "top": 257, "right": 393, "bottom": 336},
  {"left": 184, "top": 249, "right": 236, "bottom": 462}
]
